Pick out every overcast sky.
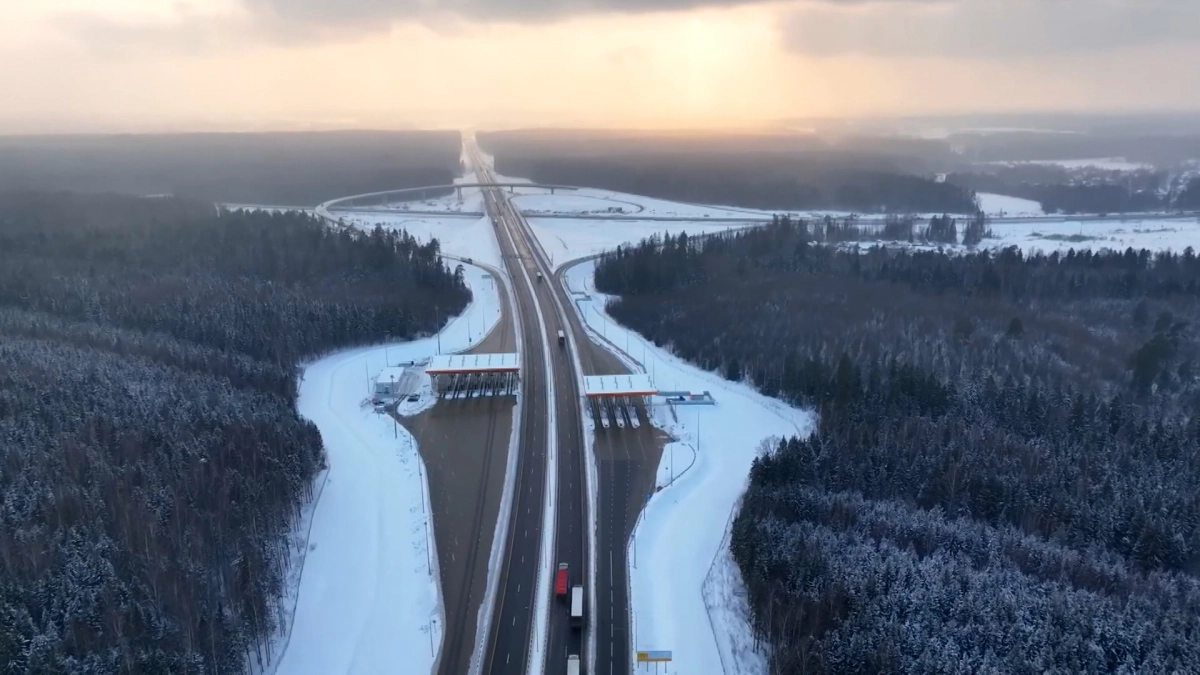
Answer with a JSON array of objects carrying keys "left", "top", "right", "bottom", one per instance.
[{"left": 1, "top": 0, "right": 1197, "bottom": 133}]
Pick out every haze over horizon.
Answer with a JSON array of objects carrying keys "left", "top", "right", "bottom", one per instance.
[{"left": 3, "top": 0, "right": 1199, "bottom": 134}]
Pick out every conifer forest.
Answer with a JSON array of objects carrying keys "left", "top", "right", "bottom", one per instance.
[
  {"left": 595, "top": 218, "right": 1200, "bottom": 673},
  {"left": 0, "top": 193, "right": 468, "bottom": 672}
]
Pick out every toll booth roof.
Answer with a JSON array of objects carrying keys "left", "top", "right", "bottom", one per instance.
[
  {"left": 583, "top": 374, "right": 657, "bottom": 397},
  {"left": 427, "top": 352, "right": 520, "bottom": 374}
]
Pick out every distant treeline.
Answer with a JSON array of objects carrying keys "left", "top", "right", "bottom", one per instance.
[
  {"left": 950, "top": 131, "right": 1200, "bottom": 167},
  {"left": 948, "top": 164, "right": 1178, "bottom": 214},
  {"left": 0, "top": 193, "right": 469, "bottom": 672},
  {"left": 479, "top": 130, "right": 978, "bottom": 213},
  {"left": 0, "top": 131, "right": 463, "bottom": 206},
  {"left": 595, "top": 222, "right": 1200, "bottom": 672}
]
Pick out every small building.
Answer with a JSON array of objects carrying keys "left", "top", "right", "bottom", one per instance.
[{"left": 374, "top": 366, "right": 408, "bottom": 398}]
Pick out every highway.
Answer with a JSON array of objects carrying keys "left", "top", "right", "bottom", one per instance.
[
  {"left": 473, "top": 135, "right": 665, "bottom": 675},
  {"left": 472, "top": 140, "right": 590, "bottom": 675}
]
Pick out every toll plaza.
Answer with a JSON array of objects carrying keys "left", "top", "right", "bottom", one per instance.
[
  {"left": 583, "top": 374, "right": 657, "bottom": 430},
  {"left": 428, "top": 353, "right": 520, "bottom": 398}
]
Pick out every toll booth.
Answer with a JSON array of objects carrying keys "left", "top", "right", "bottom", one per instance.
[
  {"left": 583, "top": 374, "right": 657, "bottom": 430},
  {"left": 427, "top": 353, "right": 520, "bottom": 398}
]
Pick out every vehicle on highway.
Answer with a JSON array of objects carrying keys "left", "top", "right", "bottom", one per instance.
[
  {"left": 567, "top": 654, "right": 581, "bottom": 675},
  {"left": 557, "top": 329, "right": 566, "bottom": 346},
  {"left": 536, "top": 271, "right": 543, "bottom": 283},
  {"left": 555, "top": 563, "right": 569, "bottom": 598},
  {"left": 570, "top": 585, "right": 584, "bottom": 628}
]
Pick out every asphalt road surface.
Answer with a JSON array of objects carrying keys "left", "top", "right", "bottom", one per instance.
[
  {"left": 474, "top": 143, "right": 665, "bottom": 675},
  {"left": 476, "top": 155, "right": 567, "bottom": 675},
  {"left": 554, "top": 265, "right": 666, "bottom": 675},
  {"left": 394, "top": 263, "right": 517, "bottom": 675}
]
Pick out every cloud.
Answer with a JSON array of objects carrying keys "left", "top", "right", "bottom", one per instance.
[
  {"left": 55, "top": 0, "right": 776, "bottom": 52},
  {"left": 241, "top": 0, "right": 768, "bottom": 28},
  {"left": 780, "top": 0, "right": 1200, "bottom": 59}
]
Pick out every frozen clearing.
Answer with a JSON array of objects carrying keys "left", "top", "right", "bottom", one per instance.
[
  {"left": 338, "top": 213, "right": 504, "bottom": 270},
  {"left": 989, "top": 157, "right": 1154, "bottom": 172},
  {"left": 977, "top": 192, "right": 1044, "bottom": 217},
  {"left": 986, "top": 217, "right": 1200, "bottom": 255},
  {"left": 378, "top": 179, "right": 486, "bottom": 214},
  {"left": 563, "top": 260, "right": 814, "bottom": 675},
  {"left": 273, "top": 263, "right": 502, "bottom": 675},
  {"left": 530, "top": 217, "right": 748, "bottom": 264},
  {"left": 513, "top": 189, "right": 780, "bottom": 220}
]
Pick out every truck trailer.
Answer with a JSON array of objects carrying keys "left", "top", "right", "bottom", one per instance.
[
  {"left": 555, "top": 563, "right": 569, "bottom": 598},
  {"left": 567, "top": 654, "right": 580, "bottom": 675},
  {"left": 570, "top": 585, "right": 584, "bottom": 628}
]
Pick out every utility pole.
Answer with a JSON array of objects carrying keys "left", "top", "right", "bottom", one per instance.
[{"left": 435, "top": 306, "right": 442, "bottom": 355}]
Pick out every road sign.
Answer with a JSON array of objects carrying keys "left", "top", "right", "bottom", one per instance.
[{"left": 636, "top": 650, "right": 672, "bottom": 663}]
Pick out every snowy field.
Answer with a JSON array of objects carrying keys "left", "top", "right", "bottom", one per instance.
[
  {"left": 530, "top": 217, "right": 748, "bottom": 265},
  {"left": 985, "top": 217, "right": 1200, "bottom": 255},
  {"left": 562, "top": 261, "right": 814, "bottom": 675},
  {"left": 337, "top": 213, "right": 505, "bottom": 270},
  {"left": 513, "top": 189, "right": 781, "bottom": 220},
  {"left": 976, "top": 192, "right": 1044, "bottom": 217},
  {"left": 988, "top": 157, "right": 1154, "bottom": 172},
  {"left": 273, "top": 263, "right": 502, "bottom": 675},
  {"left": 378, "top": 179, "right": 486, "bottom": 214}
]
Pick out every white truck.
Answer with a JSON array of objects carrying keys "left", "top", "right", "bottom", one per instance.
[
  {"left": 557, "top": 329, "right": 566, "bottom": 346},
  {"left": 570, "top": 585, "right": 584, "bottom": 628},
  {"left": 567, "top": 654, "right": 580, "bottom": 675}
]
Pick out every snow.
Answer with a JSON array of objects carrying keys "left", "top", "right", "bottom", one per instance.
[
  {"left": 562, "top": 260, "right": 815, "bottom": 675},
  {"left": 984, "top": 217, "right": 1200, "bottom": 255},
  {"left": 377, "top": 183, "right": 485, "bottom": 214},
  {"left": 976, "top": 192, "right": 1044, "bottom": 217},
  {"left": 990, "top": 157, "right": 1154, "bottom": 172},
  {"left": 273, "top": 263, "right": 503, "bottom": 675},
  {"left": 514, "top": 189, "right": 787, "bottom": 220},
  {"left": 528, "top": 217, "right": 747, "bottom": 267},
  {"left": 341, "top": 213, "right": 505, "bottom": 270}
]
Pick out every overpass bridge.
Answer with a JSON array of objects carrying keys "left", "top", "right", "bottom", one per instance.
[{"left": 317, "top": 182, "right": 585, "bottom": 223}]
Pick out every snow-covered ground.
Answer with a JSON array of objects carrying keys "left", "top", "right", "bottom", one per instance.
[
  {"left": 530, "top": 217, "right": 748, "bottom": 264},
  {"left": 986, "top": 217, "right": 1200, "bottom": 255},
  {"left": 514, "top": 189, "right": 782, "bottom": 220},
  {"left": 335, "top": 214, "right": 505, "bottom": 270},
  {"left": 561, "top": 261, "right": 814, "bottom": 675},
  {"left": 988, "top": 157, "right": 1154, "bottom": 172},
  {"left": 977, "top": 192, "right": 1044, "bottom": 218},
  {"left": 273, "top": 263, "right": 502, "bottom": 675},
  {"left": 377, "top": 176, "right": 486, "bottom": 214}
]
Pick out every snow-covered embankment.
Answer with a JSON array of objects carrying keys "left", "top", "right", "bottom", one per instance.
[{"left": 271, "top": 264, "right": 502, "bottom": 675}]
